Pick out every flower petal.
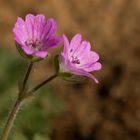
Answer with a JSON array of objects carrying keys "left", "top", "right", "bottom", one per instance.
[
  {"left": 82, "top": 62, "right": 102, "bottom": 72},
  {"left": 44, "top": 18, "right": 57, "bottom": 39},
  {"left": 63, "top": 34, "right": 70, "bottom": 55},
  {"left": 79, "top": 51, "right": 100, "bottom": 68},
  {"left": 69, "top": 34, "right": 82, "bottom": 55},
  {"left": 70, "top": 66, "right": 99, "bottom": 83},
  {"left": 21, "top": 45, "right": 34, "bottom": 55},
  {"left": 25, "top": 14, "right": 35, "bottom": 39},
  {"left": 15, "top": 17, "right": 28, "bottom": 39},
  {"left": 73, "top": 41, "right": 91, "bottom": 58},
  {"left": 44, "top": 36, "right": 62, "bottom": 49},
  {"left": 13, "top": 17, "right": 28, "bottom": 44},
  {"left": 35, "top": 51, "right": 48, "bottom": 58},
  {"left": 33, "top": 14, "right": 46, "bottom": 40}
]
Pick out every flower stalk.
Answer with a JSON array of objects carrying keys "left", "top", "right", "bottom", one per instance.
[
  {"left": 0, "top": 62, "right": 58, "bottom": 140},
  {"left": 0, "top": 98, "right": 23, "bottom": 140},
  {"left": 0, "top": 62, "right": 34, "bottom": 140},
  {"left": 0, "top": 67, "right": 57, "bottom": 140},
  {"left": 22, "top": 62, "right": 33, "bottom": 91},
  {"left": 21, "top": 74, "right": 58, "bottom": 100},
  {"left": 30, "top": 74, "right": 57, "bottom": 93}
]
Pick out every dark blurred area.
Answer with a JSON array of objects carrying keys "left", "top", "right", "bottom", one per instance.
[{"left": 0, "top": 0, "right": 140, "bottom": 140}]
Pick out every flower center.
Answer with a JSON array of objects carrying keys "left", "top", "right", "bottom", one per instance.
[
  {"left": 71, "top": 56, "right": 80, "bottom": 64},
  {"left": 25, "top": 39, "right": 43, "bottom": 51}
]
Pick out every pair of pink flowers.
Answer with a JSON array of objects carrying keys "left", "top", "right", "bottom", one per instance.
[{"left": 13, "top": 14, "right": 102, "bottom": 83}]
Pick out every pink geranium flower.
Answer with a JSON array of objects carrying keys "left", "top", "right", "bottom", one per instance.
[
  {"left": 60, "top": 34, "right": 102, "bottom": 83},
  {"left": 13, "top": 14, "right": 61, "bottom": 58}
]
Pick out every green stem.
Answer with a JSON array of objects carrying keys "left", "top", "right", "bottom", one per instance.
[
  {"left": 31, "top": 74, "right": 57, "bottom": 93},
  {"left": 0, "top": 98, "right": 23, "bottom": 140},
  {"left": 0, "top": 62, "right": 57, "bottom": 140},
  {"left": 0, "top": 62, "right": 33, "bottom": 140},
  {"left": 22, "top": 62, "right": 33, "bottom": 91},
  {"left": 22, "top": 74, "right": 57, "bottom": 99}
]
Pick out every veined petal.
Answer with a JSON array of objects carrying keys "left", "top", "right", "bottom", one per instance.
[
  {"left": 79, "top": 51, "right": 100, "bottom": 67},
  {"left": 82, "top": 62, "right": 102, "bottom": 72},
  {"left": 69, "top": 34, "right": 82, "bottom": 55},
  {"left": 33, "top": 14, "right": 46, "bottom": 40},
  {"left": 44, "top": 36, "right": 62, "bottom": 49},
  {"left": 44, "top": 18, "right": 57, "bottom": 39},
  {"left": 21, "top": 45, "right": 34, "bottom": 55},
  {"left": 62, "top": 34, "right": 70, "bottom": 56},
  {"left": 13, "top": 28, "right": 26, "bottom": 45},
  {"left": 13, "top": 17, "right": 28, "bottom": 42},
  {"left": 36, "top": 14, "right": 46, "bottom": 22},
  {"left": 34, "top": 51, "right": 48, "bottom": 58},
  {"left": 90, "top": 51, "right": 99, "bottom": 62},
  {"left": 25, "top": 14, "right": 35, "bottom": 39},
  {"left": 73, "top": 41, "right": 91, "bottom": 58},
  {"left": 68, "top": 65, "right": 99, "bottom": 83},
  {"left": 17, "top": 17, "right": 28, "bottom": 38}
]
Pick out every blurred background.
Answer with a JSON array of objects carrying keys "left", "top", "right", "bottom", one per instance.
[{"left": 0, "top": 0, "right": 140, "bottom": 140}]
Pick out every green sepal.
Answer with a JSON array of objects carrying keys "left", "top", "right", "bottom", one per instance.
[
  {"left": 59, "top": 71, "right": 86, "bottom": 83},
  {"left": 59, "top": 72, "right": 73, "bottom": 77},
  {"left": 62, "top": 74, "right": 86, "bottom": 83},
  {"left": 54, "top": 54, "right": 60, "bottom": 74}
]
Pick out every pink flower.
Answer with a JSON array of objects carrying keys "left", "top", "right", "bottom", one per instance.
[
  {"left": 60, "top": 34, "right": 102, "bottom": 83},
  {"left": 13, "top": 14, "right": 61, "bottom": 59}
]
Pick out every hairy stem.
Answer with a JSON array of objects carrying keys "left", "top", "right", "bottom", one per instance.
[
  {"left": 0, "top": 63, "right": 57, "bottom": 140},
  {"left": 0, "top": 98, "right": 23, "bottom": 140},
  {"left": 22, "top": 74, "right": 57, "bottom": 99},
  {"left": 30, "top": 74, "right": 57, "bottom": 93},
  {"left": 21, "top": 62, "right": 33, "bottom": 92},
  {"left": 0, "top": 62, "right": 33, "bottom": 140}
]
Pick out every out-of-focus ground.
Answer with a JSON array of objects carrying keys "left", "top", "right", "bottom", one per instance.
[{"left": 0, "top": 0, "right": 140, "bottom": 140}]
